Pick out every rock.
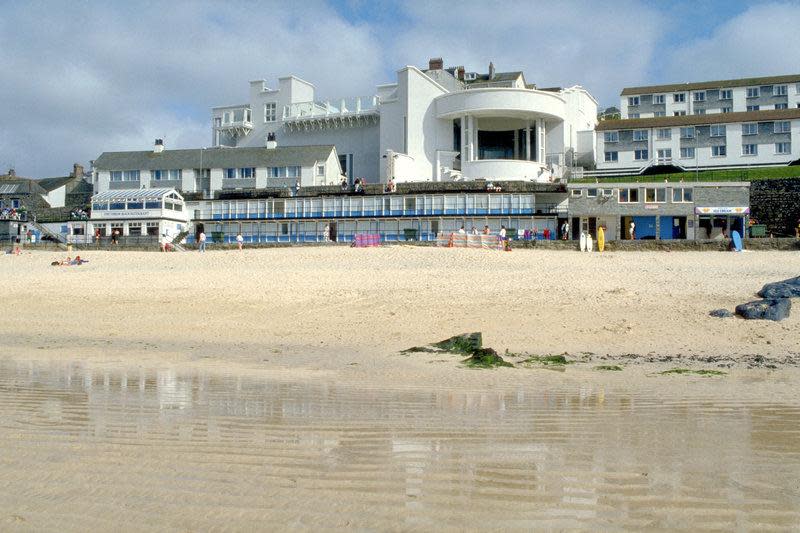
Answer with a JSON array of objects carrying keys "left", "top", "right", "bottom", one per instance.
[
  {"left": 709, "top": 309, "right": 734, "bottom": 318},
  {"left": 735, "top": 299, "right": 792, "bottom": 321},
  {"left": 432, "top": 332, "right": 483, "bottom": 354},
  {"left": 758, "top": 276, "right": 800, "bottom": 299}
]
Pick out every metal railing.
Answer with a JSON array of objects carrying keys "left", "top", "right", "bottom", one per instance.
[{"left": 283, "top": 96, "right": 378, "bottom": 120}]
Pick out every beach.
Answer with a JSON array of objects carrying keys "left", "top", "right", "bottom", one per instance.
[{"left": 1, "top": 247, "right": 799, "bottom": 530}]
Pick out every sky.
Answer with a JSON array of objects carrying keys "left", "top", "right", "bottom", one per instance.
[{"left": 1, "top": 0, "right": 799, "bottom": 178}]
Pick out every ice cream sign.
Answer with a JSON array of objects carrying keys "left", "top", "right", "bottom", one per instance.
[{"left": 694, "top": 206, "right": 750, "bottom": 215}]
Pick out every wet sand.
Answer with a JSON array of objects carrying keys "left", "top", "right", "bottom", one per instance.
[{"left": 1, "top": 247, "right": 799, "bottom": 529}]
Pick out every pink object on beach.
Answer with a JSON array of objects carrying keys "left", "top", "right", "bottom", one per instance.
[{"left": 353, "top": 234, "right": 381, "bottom": 247}]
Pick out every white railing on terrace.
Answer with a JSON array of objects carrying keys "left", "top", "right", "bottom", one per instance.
[{"left": 283, "top": 96, "right": 379, "bottom": 120}]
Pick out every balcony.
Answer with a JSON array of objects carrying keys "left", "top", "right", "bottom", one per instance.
[
  {"left": 462, "top": 159, "right": 551, "bottom": 182},
  {"left": 215, "top": 107, "right": 253, "bottom": 138},
  {"left": 283, "top": 96, "right": 379, "bottom": 131},
  {"left": 436, "top": 88, "right": 566, "bottom": 121}
]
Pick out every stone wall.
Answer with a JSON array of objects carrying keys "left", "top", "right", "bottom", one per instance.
[{"left": 750, "top": 177, "right": 800, "bottom": 237}]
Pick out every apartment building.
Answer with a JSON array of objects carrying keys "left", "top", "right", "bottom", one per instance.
[{"left": 620, "top": 75, "right": 800, "bottom": 119}]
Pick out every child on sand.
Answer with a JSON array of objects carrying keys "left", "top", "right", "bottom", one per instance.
[{"left": 236, "top": 233, "right": 244, "bottom": 251}]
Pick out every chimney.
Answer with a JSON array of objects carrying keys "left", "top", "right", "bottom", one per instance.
[
  {"left": 71, "top": 163, "right": 84, "bottom": 178},
  {"left": 428, "top": 57, "right": 443, "bottom": 70},
  {"left": 154, "top": 138, "right": 164, "bottom": 153},
  {"left": 7, "top": 168, "right": 15, "bottom": 177},
  {"left": 457, "top": 66, "right": 465, "bottom": 80},
  {"left": 488, "top": 62, "right": 495, "bottom": 80},
  {"left": 266, "top": 132, "right": 277, "bottom": 149}
]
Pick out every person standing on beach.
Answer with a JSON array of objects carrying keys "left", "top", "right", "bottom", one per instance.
[
  {"left": 629, "top": 220, "right": 636, "bottom": 240},
  {"left": 198, "top": 231, "right": 207, "bottom": 252},
  {"left": 562, "top": 221, "right": 570, "bottom": 240},
  {"left": 236, "top": 233, "right": 243, "bottom": 251},
  {"left": 323, "top": 224, "right": 330, "bottom": 242}
]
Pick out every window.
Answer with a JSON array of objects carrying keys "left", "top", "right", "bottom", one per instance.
[
  {"left": 775, "top": 103, "right": 788, "bottom": 110},
  {"left": 214, "top": 117, "right": 221, "bottom": 128},
  {"left": 720, "top": 89, "right": 732, "bottom": 100},
  {"left": 629, "top": 113, "right": 640, "bottom": 119},
  {"left": 151, "top": 170, "right": 163, "bottom": 181},
  {"left": 619, "top": 188, "right": 639, "bottom": 203},
  {"left": 168, "top": 169, "right": 181, "bottom": 180},
  {"left": 634, "top": 149, "right": 649, "bottom": 161},
  {"left": 747, "top": 87, "right": 760, "bottom": 98},
  {"left": 721, "top": 106, "right": 733, "bottom": 113},
  {"left": 628, "top": 96, "right": 640, "bottom": 106},
  {"left": 742, "top": 144, "right": 758, "bottom": 156},
  {"left": 645, "top": 188, "right": 666, "bottom": 203},
  {"left": 680, "top": 147, "right": 695, "bottom": 158},
  {"left": 633, "top": 130, "right": 648, "bottom": 141},
  {"left": 710, "top": 124, "right": 726, "bottom": 137},
  {"left": 604, "top": 131, "right": 619, "bottom": 143},
  {"left": 674, "top": 93, "right": 686, "bottom": 103},
  {"left": 674, "top": 111, "right": 686, "bottom": 116},
  {"left": 571, "top": 189, "right": 582, "bottom": 197},
  {"left": 110, "top": 171, "right": 123, "bottom": 182},
  {"left": 775, "top": 85, "right": 788, "bottom": 96},
  {"left": 680, "top": 126, "right": 695, "bottom": 139},
  {"left": 672, "top": 188, "right": 693, "bottom": 202},
  {"left": 774, "top": 121, "right": 790, "bottom": 133},
  {"left": 776, "top": 142, "right": 791, "bottom": 154},
  {"left": 712, "top": 145, "right": 727, "bottom": 157},
  {"left": 604, "top": 151, "right": 618, "bottom": 162},
  {"left": 316, "top": 165, "right": 325, "bottom": 176},
  {"left": 239, "top": 167, "right": 255, "bottom": 178},
  {"left": 586, "top": 188, "right": 598, "bottom": 198},
  {"left": 287, "top": 166, "right": 300, "bottom": 178},
  {"left": 654, "top": 111, "right": 666, "bottom": 117},
  {"left": 602, "top": 189, "right": 614, "bottom": 197},
  {"left": 123, "top": 170, "right": 139, "bottom": 181},
  {"left": 264, "top": 102, "right": 277, "bottom": 122},
  {"left": 224, "top": 168, "right": 236, "bottom": 179},
  {"left": 747, "top": 105, "right": 760, "bottom": 112},
  {"left": 743, "top": 123, "right": 758, "bottom": 135},
  {"left": 693, "top": 91, "right": 706, "bottom": 102},
  {"left": 654, "top": 94, "right": 665, "bottom": 104},
  {"left": 695, "top": 109, "right": 706, "bottom": 115},
  {"left": 127, "top": 201, "right": 143, "bottom": 209},
  {"left": 267, "top": 166, "right": 301, "bottom": 178},
  {"left": 145, "top": 200, "right": 161, "bottom": 209},
  {"left": 656, "top": 128, "right": 672, "bottom": 140},
  {"left": 657, "top": 148, "right": 672, "bottom": 160}
]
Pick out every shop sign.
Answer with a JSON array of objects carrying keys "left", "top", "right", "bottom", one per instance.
[{"left": 695, "top": 206, "right": 749, "bottom": 215}]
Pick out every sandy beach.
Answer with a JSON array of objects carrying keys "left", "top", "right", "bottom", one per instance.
[{"left": 2, "top": 246, "right": 799, "bottom": 530}]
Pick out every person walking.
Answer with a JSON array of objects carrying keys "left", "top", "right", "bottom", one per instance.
[
  {"left": 236, "top": 233, "right": 244, "bottom": 251},
  {"left": 629, "top": 220, "right": 636, "bottom": 240},
  {"left": 562, "top": 221, "right": 570, "bottom": 240},
  {"left": 198, "top": 231, "right": 207, "bottom": 252},
  {"left": 323, "top": 223, "right": 330, "bottom": 242}
]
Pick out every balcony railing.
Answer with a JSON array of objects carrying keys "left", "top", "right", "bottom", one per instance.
[{"left": 283, "top": 96, "right": 378, "bottom": 120}]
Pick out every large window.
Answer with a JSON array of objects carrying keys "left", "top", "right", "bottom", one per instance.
[
  {"left": 268, "top": 166, "right": 301, "bottom": 178},
  {"left": 674, "top": 111, "right": 686, "bottom": 116},
  {"left": 712, "top": 145, "right": 727, "bottom": 157},
  {"left": 747, "top": 105, "right": 760, "bottom": 112},
  {"left": 774, "top": 121, "right": 791, "bottom": 133},
  {"left": 224, "top": 168, "right": 236, "bottom": 179},
  {"left": 674, "top": 93, "right": 686, "bottom": 103},
  {"left": 619, "top": 188, "right": 639, "bottom": 203},
  {"left": 720, "top": 89, "right": 732, "bottom": 100},
  {"left": 680, "top": 126, "right": 695, "bottom": 139},
  {"left": 747, "top": 87, "right": 760, "bottom": 98},
  {"left": 775, "top": 103, "right": 788, "bottom": 110},
  {"left": 721, "top": 106, "right": 733, "bottom": 113},
  {"left": 645, "top": 188, "right": 666, "bottom": 203},
  {"left": 240, "top": 167, "right": 255, "bottom": 178},
  {"left": 628, "top": 96, "right": 640, "bottom": 106},
  {"left": 693, "top": 91, "right": 706, "bottom": 102},
  {"left": 633, "top": 130, "right": 648, "bottom": 141},
  {"left": 672, "top": 188, "right": 693, "bottom": 202},
  {"left": 151, "top": 169, "right": 182, "bottom": 181},
  {"left": 742, "top": 123, "right": 758, "bottom": 135},
  {"left": 775, "top": 85, "right": 788, "bottom": 96},
  {"left": 680, "top": 147, "right": 695, "bottom": 158},
  {"left": 710, "top": 124, "right": 726, "bottom": 137},
  {"left": 110, "top": 171, "right": 123, "bottom": 182},
  {"left": 264, "top": 102, "right": 277, "bottom": 122},
  {"left": 742, "top": 144, "right": 758, "bottom": 156},
  {"left": 604, "top": 131, "right": 619, "bottom": 143},
  {"left": 657, "top": 148, "right": 672, "bottom": 160},
  {"left": 634, "top": 149, "right": 649, "bottom": 161},
  {"left": 776, "top": 142, "right": 791, "bottom": 155},
  {"left": 656, "top": 128, "right": 671, "bottom": 140},
  {"left": 653, "top": 94, "right": 665, "bottom": 104}
]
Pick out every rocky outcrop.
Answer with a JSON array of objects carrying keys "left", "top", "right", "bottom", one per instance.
[
  {"left": 758, "top": 276, "right": 800, "bottom": 299},
  {"left": 735, "top": 299, "right": 792, "bottom": 321}
]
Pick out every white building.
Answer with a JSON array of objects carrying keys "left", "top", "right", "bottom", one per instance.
[
  {"left": 619, "top": 75, "right": 800, "bottom": 119},
  {"left": 92, "top": 143, "right": 341, "bottom": 195},
  {"left": 89, "top": 188, "right": 189, "bottom": 240},
  {"left": 596, "top": 108, "right": 800, "bottom": 174},
  {"left": 211, "top": 58, "right": 598, "bottom": 184}
]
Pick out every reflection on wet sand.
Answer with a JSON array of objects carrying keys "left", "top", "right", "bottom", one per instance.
[{"left": 1, "top": 358, "right": 799, "bottom": 531}]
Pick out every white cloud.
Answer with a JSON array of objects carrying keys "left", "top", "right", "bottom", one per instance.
[{"left": 661, "top": 2, "right": 800, "bottom": 82}]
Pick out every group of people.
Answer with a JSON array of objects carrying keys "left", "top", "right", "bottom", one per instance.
[
  {"left": 340, "top": 178, "right": 368, "bottom": 194},
  {"left": 50, "top": 255, "right": 86, "bottom": 266},
  {"left": 69, "top": 208, "right": 88, "bottom": 220},
  {"left": 384, "top": 178, "right": 397, "bottom": 193},
  {"left": 0, "top": 207, "right": 22, "bottom": 220}
]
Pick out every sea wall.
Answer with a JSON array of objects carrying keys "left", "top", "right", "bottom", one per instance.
[{"left": 750, "top": 177, "right": 800, "bottom": 238}]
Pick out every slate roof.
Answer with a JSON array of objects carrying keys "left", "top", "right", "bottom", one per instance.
[
  {"left": 36, "top": 176, "right": 76, "bottom": 192},
  {"left": 621, "top": 74, "right": 800, "bottom": 96},
  {"left": 465, "top": 71, "right": 525, "bottom": 85},
  {"left": 94, "top": 145, "right": 336, "bottom": 170},
  {"left": 596, "top": 108, "right": 800, "bottom": 130}
]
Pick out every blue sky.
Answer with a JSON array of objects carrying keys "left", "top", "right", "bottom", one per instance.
[{"left": 1, "top": 0, "right": 799, "bottom": 178}]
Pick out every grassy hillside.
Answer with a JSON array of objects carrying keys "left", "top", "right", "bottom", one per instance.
[{"left": 573, "top": 166, "right": 800, "bottom": 183}]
